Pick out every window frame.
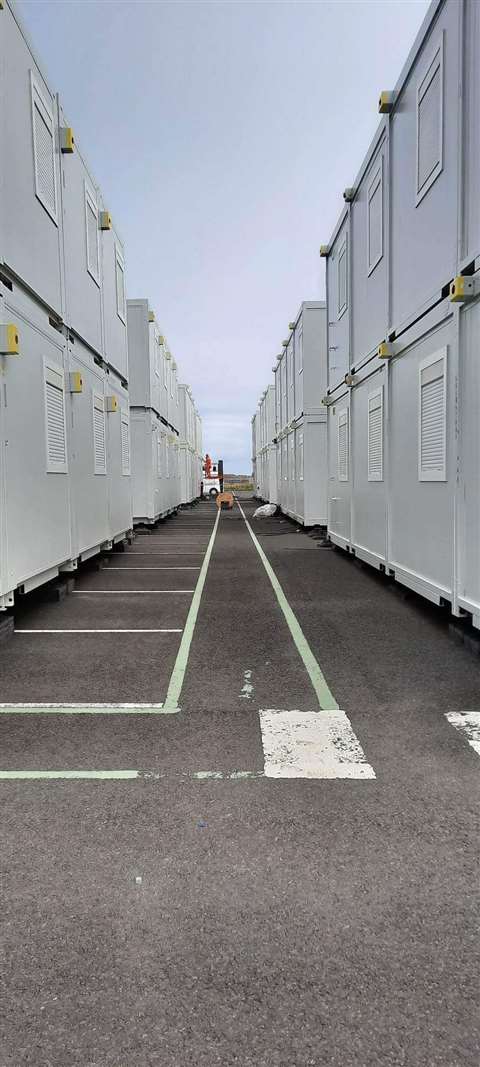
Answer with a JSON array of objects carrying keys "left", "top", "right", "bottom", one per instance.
[
  {"left": 367, "top": 158, "right": 383, "bottom": 276},
  {"left": 30, "top": 72, "right": 58, "bottom": 225},
  {"left": 296, "top": 323, "right": 303, "bottom": 375},
  {"left": 337, "top": 236, "right": 348, "bottom": 319},
  {"left": 115, "top": 243, "right": 126, "bottom": 323},
  {"left": 367, "top": 386, "right": 384, "bottom": 482},
  {"left": 85, "top": 181, "right": 100, "bottom": 287},
  {"left": 418, "top": 346, "right": 447, "bottom": 482},
  {"left": 415, "top": 33, "right": 444, "bottom": 206}
]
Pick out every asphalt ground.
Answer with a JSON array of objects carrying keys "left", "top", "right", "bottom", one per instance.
[{"left": 0, "top": 495, "right": 479, "bottom": 1066}]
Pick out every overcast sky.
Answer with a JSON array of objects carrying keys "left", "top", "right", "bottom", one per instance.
[{"left": 18, "top": 0, "right": 429, "bottom": 473}]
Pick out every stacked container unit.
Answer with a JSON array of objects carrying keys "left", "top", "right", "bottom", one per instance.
[
  {"left": 127, "top": 300, "right": 201, "bottom": 523},
  {"left": 255, "top": 386, "right": 277, "bottom": 504},
  {"left": 178, "top": 383, "right": 202, "bottom": 505},
  {"left": 0, "top": 0, "right": 132, "bottom": 612},
  {"left": 194, "top": 410, "right": 203, "bottom": 498},
  {"left": 275, "top": 303, "right": 328, "bottom": 526},
  {"left": 323, "top": 0, "right": 480, "bottom": 626},
  {"left": 127, "top": 300, "right": 175, "bottom": 524},
  {"left": 251, "top": 409, "right": 260, "bottom": 498}
]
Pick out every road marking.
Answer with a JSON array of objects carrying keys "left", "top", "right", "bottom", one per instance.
[
  {"left": 446, "top": 711, "right": 480, "bottom": 757},
  {"left": 0, "top": 703, "right": 177, "bottom": 714},
  {"left": 191, "top": 770, "right": 264, "bottom": 780},
  {"left": 14, "top": 628, "right": 182, "bottom": 634},
  {"left": 0, "top": 770, "right": 138, "bottom": 780},
  {"left": 239, "top": 669, "right": 253, "bottom": 700},
  {"left": 235, "top": 498, "right": 338, "bottom": 711},
  {"left": 259, "top": 709, "right": 376, "bottom": 779},
  {"left": 0, "top": 769, "right": 264, "bottom": 782},
  {"left": 105, "top": 567, "right": 200, "bottom": 571},
  {"left": 162, "top": 507, "right": 221, "bottom": 712},
  {"left": 72, "top": 589, "right": 194, "bottom": 595}
]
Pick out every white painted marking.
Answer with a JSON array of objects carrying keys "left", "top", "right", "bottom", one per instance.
[
  {"left": 0, "top": 703, "right": 176, "bottom": 715},
  {"left": 163, "top": 508, "right": 221, "bottom": 711},
  {"left": 72, "top": 589, "right": 194, "bottom": 595},
  {"left": 239, "top": 669, "right": 254, "bottom": 700},
  {"left": 105, "top": 567, "right": 200, "bottom": 571},
  {"left": 446, "top": 711, "right": 480, "bottom": 757},
  {"left": 14, "top": 628, "right": 182, "bottom": 634},
  {"left": 0, "top": 770, "right": 138, "bottom": 780},
  {"left": 259, "top": 709, "right": 376, "bottom": 780}
]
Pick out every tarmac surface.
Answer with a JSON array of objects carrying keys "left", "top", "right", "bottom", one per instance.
[{"left": 0, "top": 495, "right": 479, "bottom": 1066}]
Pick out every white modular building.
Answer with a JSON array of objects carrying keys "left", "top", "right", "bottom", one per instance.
[
  {"left": 0, "top": 0, "right": 132, "bottom": 610},
  {"left": 254, "top": 386, "right": 277, "bottom": 504},
  {"left": 127, "top": 300, "right": 201, "bottom": 523},
  {"left": 324, "top": 0, "right": 480, "bottom": 626},
  {"left": 274, "top": 303, "right": 328, "bottom": 526},
  {"left": 58, "top": 96, "right": 132, "bottom": 559},
  {"left": 251, "top": 413, "right": 258, "bottom": 496},
  {"left": 178, "top": 384, "right": 202, "bottom": 505}
]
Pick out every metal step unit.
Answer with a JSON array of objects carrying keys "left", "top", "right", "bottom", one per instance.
[{"left": 322, "top": 0, "right": 480, "bottom": 627}]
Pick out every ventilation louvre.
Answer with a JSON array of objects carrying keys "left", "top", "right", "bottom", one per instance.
[
  {"left": 419, "top": 352, "right": 446, "bottom": 480},
  {"left": 121, "top": 412, "right": 130, "bottom": 476},
  {"left": 93, "top": 395, "right": 106, "bottom": 475},
  {"left": 338, "top": 410, "right": 349, "bottom": 482},
  {"left": 368, "top": 388, "right": 383, "bottom": 481},
  {"left": 31, "top": 77, "right": 57, "bottom": 222},
  {"left": 45, "top": 365, "right": 67, "bottom": 473}
]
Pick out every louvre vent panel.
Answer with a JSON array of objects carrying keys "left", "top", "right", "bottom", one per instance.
[
  {"left": 46, "top": 381, "right": 66, "bottom": 470},
  {"left": 33, "top": 103, "right": 56, "bottom": 217},
  {"left": 338, "top": 412, "right": 349, "bottom": 482},
  {"left": 121, "top": 416, "right": 130, "bottom": 476},
  {"left": 93, "top": 399, "right": 106, "bottom": 474},
  {"left": 368, "top": 392, "right": 383, "bottom": 480},
  {"left": 420, "top": 376, "right": 444, "bottom": 471}
]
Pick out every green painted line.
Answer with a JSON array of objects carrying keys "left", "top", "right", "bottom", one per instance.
[
  {"left": 0, "top": 770, "right": 138, "bottom": 780},
  {"left": 235, "top": 499, "right": 339, "bottom": 711},
  {"left": 0, "top": 704, "right": 177, "bottom": 715},
  {"left": 162, "top": 509, "right": 221, "bottom": 712}
]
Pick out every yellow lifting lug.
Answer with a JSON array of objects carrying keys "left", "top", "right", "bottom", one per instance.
[
  {"left": 378, "top": 91, "right": 395, "bottom": 114},
  {"left": 60, "top": 127, "right": 75, "bottom": 153},
  {"left": 378, "top": 340, "right": 395, "bottom": 359},
  {"left": 0, "top": 323, "right": 20, "bottom": 355},
  {"left": 99, "top": 211, "right": 112, "bottom": 230},
  {"left": 105, "top": 396, "right": 118, "bottom": 413},
  {"left": 449, "top": 275, "right": 476, "bottom": 303},
  {"left": 69, "top": 371, "right": 83, "bottom": 393},
  {"left": 319, "top": 245, "right": 329, "bottom": 258}
]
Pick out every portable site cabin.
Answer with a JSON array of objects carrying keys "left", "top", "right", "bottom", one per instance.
[
  {"left": 0, "top": 0, "right": 132, "bottom": 611},
  {"left": 324, "top": 0, "right": 480, "bottom": 626},
  {"left": 194, "top": 410, "right": 203, "bottom": 499},
  {"left": 275, "top": 303, "right": 328, "bottom": 526},
  {"left": 178, "top": 384, "right": 201, "bottom": 505},
  {"left": 57, "top": 98, "right": 131, "bottom": 559},
  {"left": 251, "top": 411, "right": 259, "bottom": 497},
  {"left": 127, "top": 299, "right": 176, "bottom": 524},
  {"left": 255, "top": 386, "right": 277, "bottom": 504}
]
